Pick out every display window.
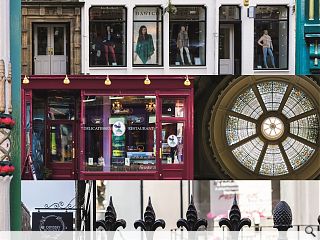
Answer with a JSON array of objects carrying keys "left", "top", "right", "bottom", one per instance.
[
  {"left": 133, "top": 6, "right": 163, "bottom": 66},
  {"left": 169, "top": 6, "right": 206, "bottom": 66},
  {"left": 89, "top": 6, "right": 127, "bottom": 67},
  {"left": 82, "top": 95, "right": 187, "bottom": 174},
  {"left": 84, "top": 96, "right": 157, "bottom": 172},
  {"left": 254, "top": 6, "right": 288, "bottom": 70}
]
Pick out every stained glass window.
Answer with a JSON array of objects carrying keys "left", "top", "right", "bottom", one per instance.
[{"left": 225, "top": 80, "right": 319, "bottom": 176}]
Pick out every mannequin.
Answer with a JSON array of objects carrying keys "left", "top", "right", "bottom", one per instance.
[
  {"left": 102, "top": 25, "right": 117, "bottom": 65},
  {"left": 177, "top": 25, "right": 192, "bottom": 65},
  {"left": 258, "top": 30, "right": 276, "bottom": 68},
  {"left": 134, "top": 25, "right": 155, "bottom": 64}
]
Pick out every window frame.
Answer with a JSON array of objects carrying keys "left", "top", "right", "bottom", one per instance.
[
  {"left": 169, "top": 5, "right": 207, "bottom": 67},
  {"left": 253, "top": 5, "right": 290, "bottom": 70},
  {"left": 132, "top": 5, "right": 164, "bottom": 67},
  {"left": 89, "top": 5, "right": 128, "bottom": 68}
]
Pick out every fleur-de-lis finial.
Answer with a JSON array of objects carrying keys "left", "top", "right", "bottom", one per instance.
[
  {"left": 95, "top": 197, "right": 126, "bottom": 231},
  {"left": 219, "top": 195, "right": 251, "bottom": 231},
  {"left": 134, "top": 197, "right": 166, "bottom": 231},
  {"left": 177, "top": 195, "right": 207, "bottom": 231}
]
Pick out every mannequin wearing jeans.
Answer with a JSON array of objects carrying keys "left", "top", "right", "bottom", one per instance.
[
  {"left": 102, "top": 26, "right": 117, "bottom": 65},
  {"left": 177, "top": 26, "right": 192, "bottom": 65},
  {"left": 258, "top": 30, "right": 276, "bottom": 68}
]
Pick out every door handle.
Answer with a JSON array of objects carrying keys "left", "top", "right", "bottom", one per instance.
[
  {"left": 159, "top": 148, "right": 162, "bottom": 159},
  {"left": 72, "top": 147, "right": 75, "bottom": 159}
]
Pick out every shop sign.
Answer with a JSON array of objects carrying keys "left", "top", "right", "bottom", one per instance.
[
  {"left": 112, "top": 121, "right": 126, "bottom": 136},
  {"left": 32, "top": 212, "right": 73, "bottom": 231},
  {"left": 167, "top": 135, "right": 178, "bottom": 148},
  {"left": 134, "top": 7, "right": 160, "bottom": 21}
]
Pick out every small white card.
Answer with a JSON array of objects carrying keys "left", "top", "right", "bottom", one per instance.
[
  {"left": 167, "top": 157, "right": 172, "bottom": 164},
  {"left": 88, "top": 158, "right": 93, "bottom": 165},
  {"left": 125, "top": 158, "right": 130, "bottom": 166}
]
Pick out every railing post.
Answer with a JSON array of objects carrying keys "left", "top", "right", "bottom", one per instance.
[
  {"left": 134, "top": 197, "right": 165, "bottom": 240},
  {"left": 219, "top": 194, "right": 251, "bottom": 240},
  {"left": 273, "top": 201, "right": 292, "bottom": 240},
  {"left": 95, "top": 197, "right": 126, "bottom": 240},
  {"left": 177, "top": 195, "right": 208, "bottom": 239}
]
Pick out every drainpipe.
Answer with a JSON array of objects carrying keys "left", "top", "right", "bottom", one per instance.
[{"left": 9, "top": 0, "right": 22, "bottom": 231}]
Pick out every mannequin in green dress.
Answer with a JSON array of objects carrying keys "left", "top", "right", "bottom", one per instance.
[{"left": 134, "top": 25, "right": 155, "bottom": 64}]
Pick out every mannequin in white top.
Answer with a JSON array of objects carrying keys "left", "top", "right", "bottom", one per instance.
[{"left": 258, "top": 30, "right": 276, "bottom": 68}]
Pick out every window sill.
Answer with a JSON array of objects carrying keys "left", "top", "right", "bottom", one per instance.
[
  {"left": 169, "top": 66, "right": 207, "bottom": 69},
  {"left": 253, "top": 69, "right": 290, "bottom": 72},
  {"left": 88, "top": 66, "right": 128, "bottom": 71}
]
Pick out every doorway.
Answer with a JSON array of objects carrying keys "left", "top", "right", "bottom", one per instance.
[
  {"left": 33, "top": 24, "right": 68, "bottom": 75},
  {"left": 219, "top": 24, "right": 234, "bottom": 74}
]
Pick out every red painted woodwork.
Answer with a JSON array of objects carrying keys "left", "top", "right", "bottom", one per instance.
[{"left": 21, "top": 75, "right": 194, "bottom": 180}]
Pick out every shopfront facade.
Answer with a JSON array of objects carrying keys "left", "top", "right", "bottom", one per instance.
[
  {"left": 80, "top": 0, "right": 295, "bottom": 75},
  {"left": 296, "top": 0, "right": 320, "bottom": 74},
  {"left": 216, "top": 0, "right": 296, "bottom": 75},
  {"left": 21, "top": 76, "right": 194, "bottom": 180},
  {"left": 21, "top": 1, "right": 84, "bottom": 76}
]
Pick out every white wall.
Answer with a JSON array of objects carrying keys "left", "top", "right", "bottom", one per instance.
[{"left": 280, "top": 181, "right": 320, "bottom": 226}]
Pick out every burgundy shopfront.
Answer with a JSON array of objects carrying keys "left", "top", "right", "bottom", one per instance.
[{"left": 22, "top": 75, "right": 194, "bottom": 180}]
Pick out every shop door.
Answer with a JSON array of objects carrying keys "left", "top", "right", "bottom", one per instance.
[
  {"left": 219, "top": 24, "right": 234, "bottom": 74},
  {"left": 34, "top": 24, "right": 67, "bottom": 75},
  {"left": 157, "top": 97, "right": 188, "bottom": 179},
  {"left": 47, "top": 121, "right": 76, "bottom": 179}
]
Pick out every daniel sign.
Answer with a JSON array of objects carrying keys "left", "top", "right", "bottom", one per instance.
[{"left": 32, "top": 212, "right": 73, "bottom": 231}]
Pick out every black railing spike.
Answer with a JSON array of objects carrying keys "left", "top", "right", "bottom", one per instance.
[
  {"left": 134, "top": 196, "right": 166, "bottom": 240},
  {"left": 318, "top": 215, "right": 320, "bottom": 225},
  {"left": 95, "top": 196, "right": 126, "bottom": 232},
  {"left": 219, "top": 194, "right": 251, "bottom": 231},
  {"left": 273, "top": 201, "right": 293, "bottom": 232},
  {"left": 177, "top": 195, "right": 208, "bottom": 231}
]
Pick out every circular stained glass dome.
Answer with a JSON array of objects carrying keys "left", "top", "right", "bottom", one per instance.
[{"left": 210, "top": 76, "right": 320, "bottom": 178}]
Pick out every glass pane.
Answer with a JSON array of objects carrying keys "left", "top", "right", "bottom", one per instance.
[
  {"left": 84, "top": 96, "right": 157, "bottom": 172},
  {"left": 89, "top": 6, "right": 126, "bottom": 67},
  {"left": 219, "top": 6, "right": 240, "bottom": 20},
  {"left": 161, "top": 122, "right": 184, "bottom": 164},
  {"left": 162, "top": 98, "right": 185, "bottom": 117},
  {"left": 32, "top": 95, "right": 45, "bottom": 179},
  {"left": 170, "top": 6, "right": 206, "bottom": 21},
  {"left": 219, "top": 28, "right": 230, "bottom": 59},
  {"left": 256, "top": 6, "right": 288, "bottom": 20},
  {"left": 254, "top": 20, "right": 288, "bottom": 69},
  {"left": 50, "top": 124, "right": 73, "bottom": 163},
  {"left": 54, "top": 27, "right": 64, "bottom": 55},
  {"left": 169, "top": 7, "right": 206, "bottom": 66},
  {"left": 133, "top": 7, "right": 162, "bottom": 66},
  {"left": 26, "top": 102, "right": 31, "bottom": 156},
  {"left": 48, "top": 96, "right": 75, "bottom": 120},
  {"left": 37, "top": 27, "right": 47, "bottom": 55}
]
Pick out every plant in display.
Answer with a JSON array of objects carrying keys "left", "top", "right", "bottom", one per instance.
[{"left": 164, "top": 0, "right": 177, "bottom": 15}]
